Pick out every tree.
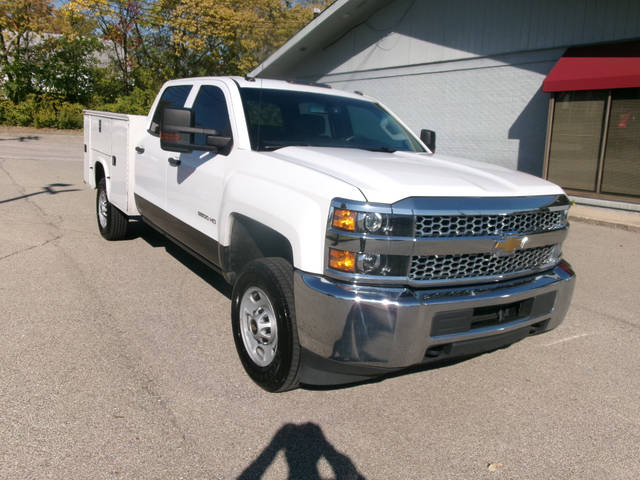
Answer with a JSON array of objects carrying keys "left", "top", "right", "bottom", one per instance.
[
  {"left": 0, "top": 0, "right": 101, "bottom": 103},
  {"left": 142, "top": 0, "right": 327, "bottom": 81},
  {"left": 33, "top": 35, "right": 102, "bottom": 104},
  {"left": 0, "top": 0, "right": 54, "bottom": 102},
  {"left": 63, "top": 0, "right": 146, "bottom": 94}
]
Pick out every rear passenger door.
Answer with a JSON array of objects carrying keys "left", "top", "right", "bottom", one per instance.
[
  {"left": 163, "top": 81, "right": 235, "bottom": 265},
  {"left": 135, "top": 84, "right": 192, "bottom": 213}
]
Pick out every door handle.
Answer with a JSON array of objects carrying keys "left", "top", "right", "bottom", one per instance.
[
  {"left": 168, "top": 157, "right": 181, "bottom": 167},
  {"left": 135, "top": 146, "right": 145, "bottom": 154}
]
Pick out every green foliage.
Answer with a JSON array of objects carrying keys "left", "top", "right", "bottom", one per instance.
[
  {"left": 63, "top": 0, "right": 146, "bottom": 95},
  {"left": 33, "top": 35, "right": 103, "bottom": 104},
  {"left": 0, "top": 0, "right": 331, "bottom": 129},
  {"left": 93, "top": 87, "right": 156, "bottom": 115},
  {"left": 0, "top": 0, "right": 55, "bottom": 102},
  {"left": 0, "top": 95, "right": 84, "bottom": 129},
  {"left": 33, "top": 101, "right": 58, "bottom": 128},
  {"left": 2, "top": 97, "right": 35, "bottom": 126},
  {"left": 142, "top": 0, "right": 327, "bottom": 80},
  {"left": 57, "top": 102, "right": 84, "bottom": 129}
]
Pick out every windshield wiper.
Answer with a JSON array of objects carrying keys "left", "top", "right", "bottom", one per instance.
[
  {"left": 365, "top": 146, "right": 396, "bottom": 153},
  {"left": 260, "top": 141, "right": 312, "bottom": 151}
]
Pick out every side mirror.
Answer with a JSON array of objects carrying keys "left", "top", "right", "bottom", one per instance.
[
  {"left": 160, "top": 107, "right": 194, "bottom": 153},
  {"left": 160, "top": 107, "right": 233, "bottom": 154},
  {"left": 420, "top": 129, "right": 436, "bottom": 153}
]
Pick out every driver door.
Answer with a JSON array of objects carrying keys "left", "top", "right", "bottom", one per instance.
[{"left": 163, "top": 81, "right": 236, "bottom": 266}]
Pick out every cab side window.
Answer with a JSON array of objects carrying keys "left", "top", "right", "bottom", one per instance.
[
  {"left": 149, "top": 85, "right": 192, "bottom": 135},
  {"left": 192, "top": 85, "right": 232, "bottom": 146}
]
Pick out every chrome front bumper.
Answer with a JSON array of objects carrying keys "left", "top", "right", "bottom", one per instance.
[{"left": 294, "top": 262, "right": 575, "bottom": 384}]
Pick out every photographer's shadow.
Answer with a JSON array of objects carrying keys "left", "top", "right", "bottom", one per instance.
[{"left": 238, "top": 422, "right": 366, "bottom": 480}]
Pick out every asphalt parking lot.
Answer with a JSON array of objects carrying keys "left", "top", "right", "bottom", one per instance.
[{"left": 1, "top": 128, "right": 639, "bottom": 480}]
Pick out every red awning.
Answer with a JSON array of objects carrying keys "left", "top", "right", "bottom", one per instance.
[{"left": 543, "top": 42, "right": 640, "bottom": 92}]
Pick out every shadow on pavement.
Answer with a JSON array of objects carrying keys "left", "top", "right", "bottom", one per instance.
[
  {"left": 0, "top": 135, "right": 40, "bottom": 142},
  {"left": 302, "top": 353, "right": 494, "bottom": 392},
  {"left": 0, "top": 183, "right": 80, "bottom": 204},
  {"left": 238, "top": 422, "right": 366, "bottom": 480},
  {"left": 131, "top": 220, "right": 232, "bottom": 299}
]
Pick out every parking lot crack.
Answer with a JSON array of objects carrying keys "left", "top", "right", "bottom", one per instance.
[
  {"left": 0, "top": 160, "right": 67, "bottom": 230},
  {"left": 0, "top": 235, "right": 62, "bottom": 262},
  {"left": 50, "top": 240, "right": 216, "bottom": 478},
  {"left": 573, "top": 304, "right": 640, "bottom": 332}
]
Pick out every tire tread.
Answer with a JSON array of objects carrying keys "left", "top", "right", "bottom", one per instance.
[
  {"left": 232, "top": 257, "right": 301, "bottom": 392},
  {"left": 97, "top": 178, "right": 128, "bottom": 241}
]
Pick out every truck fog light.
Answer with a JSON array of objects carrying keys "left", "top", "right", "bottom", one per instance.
[
  {"left": 356, "top": 253, "right": 381, "bottom": 273},
  {"left": 362, "top": 212, "right": 383, "bottom": 233},
  {"left": 329, "top": 248, "right": 356, "bottom": 272}
]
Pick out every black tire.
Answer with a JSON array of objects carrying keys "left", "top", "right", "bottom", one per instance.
[
  {"left": 96, "top": 178, "right": 128, "bottom": 240},
  {"left": 231, "top": 258, "right": 301, "bottom": 392}
]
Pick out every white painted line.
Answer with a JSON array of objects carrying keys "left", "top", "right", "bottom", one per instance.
[{"left": 542, "top": 333, "right": 592, "bottom": 346}]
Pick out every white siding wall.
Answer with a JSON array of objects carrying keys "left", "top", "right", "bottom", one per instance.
[
  {"left": 284, "top": 0, "right": 640, "bottom": 174},
  {"left": 322, "top": 51, "right": 560, "bottom": 174},
  {"left": 296, "top": 0, "right": 640, "bottom": 79}
]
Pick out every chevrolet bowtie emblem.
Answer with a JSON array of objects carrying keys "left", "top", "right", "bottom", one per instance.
[{"left": 492, "top": 236, "right": 529, "bottom": 256}]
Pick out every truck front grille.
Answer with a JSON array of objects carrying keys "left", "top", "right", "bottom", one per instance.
[
  {"left": 415, "top": 211, "right": 566, "bottom": 237},
  {"left": 409, "top": 245, "right": 556, "bottom": 281}
]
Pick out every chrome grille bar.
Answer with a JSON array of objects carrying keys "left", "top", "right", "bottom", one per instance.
[
  {"left": 409, "top": 246, "right": 557, "bottom": 281},
  {"left": 416, "top": 211, "right": 566, "bottom": 237}
]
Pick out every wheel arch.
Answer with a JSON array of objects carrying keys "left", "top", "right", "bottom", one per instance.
[
  {"left": 93, "top": 160, "right": 108, "bottom": 191},
  {"left": 225, "top": 214, "right": 294, "bottom": 283},
  {"left": 219, "top": 174, "right": 334, "bottom": 276}
]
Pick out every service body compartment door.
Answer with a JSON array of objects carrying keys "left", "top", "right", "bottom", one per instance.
[
  {"left": 83, "top": 115, "right": 92, "bottom": 185},
  {"left": 109, "top": 119, "right": 128, "bottom": 211},
  {"left": 83, "top": 110, "right": 143, "bottom": 215}
]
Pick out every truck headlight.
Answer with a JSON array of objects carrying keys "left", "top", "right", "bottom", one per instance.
[
  {"left": 329, "top": 248, "right": 408, "bottom": 276},
  {"left": 326, "top": 199, "right": 412, "bottom": 279},
  {"left": 361, "top": 212, "right": 383, "bottom": 233},
  {"left": 330, "top": 206, "right": 412, "bottom": 236}
]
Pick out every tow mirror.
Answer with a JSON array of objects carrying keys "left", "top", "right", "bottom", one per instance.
[
  {"left": 420, "top": 129, "right": 436, "bottom": 153},
  {"left": 160, "top": 108, "right": 194, "bottom": 153},
  {"left": 160, "top": 107, "right": 232, "bottom": 154}
]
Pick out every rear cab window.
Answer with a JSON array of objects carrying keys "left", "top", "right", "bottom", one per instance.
[{"left": 148, "top": 85, "right": 192, "bottom": 136}]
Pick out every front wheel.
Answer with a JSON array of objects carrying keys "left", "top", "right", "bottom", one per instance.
[
  {"left": 96, "top": 178, "right": 128, "bottom": 240},
  {"left": 231, "top": 258, "right": 301, "bottom": 392}
]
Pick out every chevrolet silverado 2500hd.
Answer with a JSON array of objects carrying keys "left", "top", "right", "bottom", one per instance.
[{"left": 83, "top": 76, "right": 575, "bottom": 392}]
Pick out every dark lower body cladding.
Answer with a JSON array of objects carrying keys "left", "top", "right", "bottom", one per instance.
[{"left": 293, "top": 262, "right": 576, "bottom": 386}]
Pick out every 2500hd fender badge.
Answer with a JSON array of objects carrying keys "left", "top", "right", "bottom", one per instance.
[
  {"left": 492, "top": 235, "right": 528, "bottom": 256},
  {"left": 198, "top": 211, "right": 216, "bottom": 224}
]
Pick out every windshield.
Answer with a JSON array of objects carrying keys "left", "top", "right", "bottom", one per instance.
[{"left": 239, "top": 88, "right": 425, "bottom": 153}]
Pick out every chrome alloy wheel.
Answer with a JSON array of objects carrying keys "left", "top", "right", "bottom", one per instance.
[
  {"left": 239, "top": 287, "right": 278, "bottom": 367},
  {"left": 98, "top": 189, "right": 109, "bottom": 229}
]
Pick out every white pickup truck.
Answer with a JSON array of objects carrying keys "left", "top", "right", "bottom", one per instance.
[{"left": 83, "top": 76, "right": 575, "bottom": 392}]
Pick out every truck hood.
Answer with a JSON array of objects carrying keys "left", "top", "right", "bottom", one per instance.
[{"left": 265, "top": 147, "right": 564, "bottom": 204}]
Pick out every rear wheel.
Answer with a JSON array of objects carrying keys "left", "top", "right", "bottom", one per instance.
[
  {"left": 96, "top": 178, "right": 128, "bottom": 240},
  {"left": 231, "top": 258, "right": 301, "bottom": 392}
]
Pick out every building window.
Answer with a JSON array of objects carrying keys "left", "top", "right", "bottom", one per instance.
[
  {"left": 601, "top": 89, "right": 640, "bottom": 197},
  {"left": 546, "top": 88, "right": 640, "bottom": 201}
]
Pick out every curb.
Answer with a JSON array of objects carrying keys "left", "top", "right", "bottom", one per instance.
[{"left": 569, "top": 215, "right": 640, "bottom": 233}]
